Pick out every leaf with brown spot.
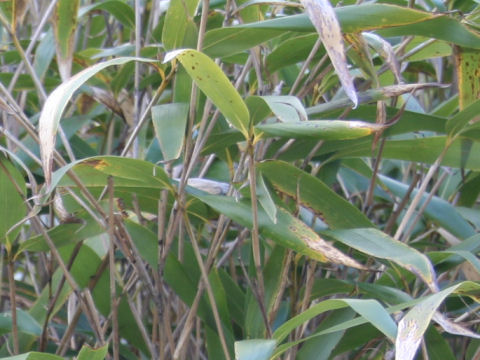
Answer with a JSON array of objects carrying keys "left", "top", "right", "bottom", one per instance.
[
  {"left": 39, "top": 57, "right": 156, "bottom": 186},
  {"left": 196, "top": 194, "right": 366, "bottom": 269},
  {"left": 300, "top": 0, "right": 357, "bottom": 107},
  {"left": 164, "top": 49, "right": 250, "bottom": 138}
]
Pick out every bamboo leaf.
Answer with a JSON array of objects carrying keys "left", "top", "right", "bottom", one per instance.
[
  {"left": 204, "top": 4, "right": 438, "bottom": 57},
  {"left": 151, "top": 103, "right": 189, "bottom": 161},
  {"left": 258, "top": 161, "right": 372, "bottom": 229},
  {"left": 164, "top": 49, "right": 250, "bottom": 138},
  {"left": 324, "top": 228, "right": 437, "bottom": 291},
  {"left": 79, "top": 0, "right": 135, "bottom": 28},
  {"left": 234, "top": 339, "right": 276, "bottom": 360},
  {"left": 273, "top": 298, "right": 396, "bottom": 343},
  {"left": 396, "top": 281, "right": 480, "bottom": 360},
  {"left": 39, "top": 57, "right": 156, "bottom": 186},
  {"left": 256, "top": 120, "right": 384, "bottom": 140},
  {"left": 53, "top": 0, "right": 80, "bottom": 81},
  {"left": 0, "top": 353, "right": 63, "bottom": 360},
  {"left": 196, "top": 194, "right": 366, "bottom": 269},
  {"left": 0, "top": 309, "right": 41, "bottom": 336},
  {"left": 248, "top": 95, "right": 308, "bottom": 123},
  {"left": 76, "top": 344, "right": 109, "bottom": 360},
  {"left": 0, "top": 155, "right": 27, "bottom": 244},
  {"left": 446, "top": 98, "right": 480, "bottom": 136},
  {"left": 162, "top": 0, "right": 200, "bottom": 49}
]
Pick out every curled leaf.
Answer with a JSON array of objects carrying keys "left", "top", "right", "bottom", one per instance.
[{"left": 39, "top": 57, "right": 155, "bottom": 186}]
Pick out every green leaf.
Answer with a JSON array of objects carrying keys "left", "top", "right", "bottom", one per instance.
[
  {"left": 307, "top": 83, "right": 445, "bottom": 115},
  {"left": 18, "top": 223, "right": 91, "bottom": 253},
  {"left": 234, "top": 339, "right": 276, "bottom": 360},
  {"left": 378, "top": 174, "right": 475, "bottom": 240},
  {"left": 151, "top": 103, "right": 189, "bottom": 161},
  {"left": 39, "top": 57, "right": 157, "bottom": 186},
  {"left": 76, "top": 344, "right": 108, "bottom": 360},
  {"left": 377, "top": 16, "right": 480, "bottom": 49},
  {"left": 256, "top": 173, "right": 277, "bottom": 224},
  {"left": 0, "top": 353, "right": 63, "bottom": 360},
  {"left": 164, "top": 49, "right": 250, "bottom": 138},
  {"left": 446, "top": 98, "right": 480, "bottom": 136},
  {"left": 324, "top": 228, "right": 437, "bottom": 290},
  {"left": 258, "top": 161, "right": 372, "bottom": 229},
  {"left": 396, "top": 281, "right": 480, "bottom": 360},
  {"left": 53, "top": 0, "right": 80, "bottom": 81},
  {"left": 0, "top": 309, "right": 41, "bottom": 336},
  {"left": 195, "top": 194, "right": 365, "bottom": 268},
  {"left": 266, "top": 34, "right": 320, "bottom": 73},
  {"left": 33, "top": 28, "right": 55, "bottom": 80},
  {"left": 79, "top": 0, "right": 135, "bottom": 28},
  {"left": 203, "top": 4, "right": 437, "bottom": 57},
  {"left": 256, "top": 120, "right": 383, "bottom": 140},
  {"left": 124, "top": 220, "right": 159, "bottom": 271},
  {"left": 248, "top": 95, "right": 308, "bottom": 123},
  {"left": 245, "top": 246, "right": 286, "bottom": 337},
  {"left": 53, "top": 156, "right": 171, "bottom": 190},
  {"left": 273, "top": 298, "right": 396, "bottom": 343},
  {"left": 162, "top": 0, "right": 199, "bottom": 49},
  {"left": 0, "top": 156, "right": 27, "bottom": 243},
  {"left": 325, "top": 136, "right": 480, "bottom": 170},
  {"left": 297, "top": 308, "right": 356, "bottom": 360},
  {"left": 425, "top": 326, "right": 456, "bottom": 360}
]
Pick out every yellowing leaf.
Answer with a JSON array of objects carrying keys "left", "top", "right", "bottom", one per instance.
[
  {"left": 164, "top": 49, "right": 250, "bottom": 138},
  {"left": 196, "top": 194, "right": 366, "bottom": 269}
]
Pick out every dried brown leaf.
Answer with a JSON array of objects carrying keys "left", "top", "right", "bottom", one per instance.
[{"left": 300, "top": 0, "right": 357, "bottom": 107}]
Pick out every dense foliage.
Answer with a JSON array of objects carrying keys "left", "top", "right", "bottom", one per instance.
[{"left": 1, "top": 0, "right": 480, "bottom": 359}]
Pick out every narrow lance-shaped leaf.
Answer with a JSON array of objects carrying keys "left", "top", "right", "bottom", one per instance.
[
  {"left": 324, "top": 228, "right": 438, "bottom": 291},
  {"left": 162, "top": 0, "right": 200, "bottom": 49},
  {"left": 76, "top": 344, "right": 109, "bottom": 360},
  {"left": 273, "top": 298, "right": 397, "bottom": 344},
  {"left": 256, "top": 120, "right": 384, "bottom": 140},
  {"left": 39, "top": 57, "right": 156, "bottom": 186},
  {"left": 301, "top": 0, "right": 357, "bottom": 107},
  {"left": 196, "top": 194, "right": 366, "bottom": 269},
  {"left": 396, "top": 281, "right": 480, "bottom": 360},
  {"left": 308, "top": 83, "right": 448, "bottom": 115},
  {"left": 446, "top": 95, "right": 480, "bottom": 136},
  {"left": 258, "top": 160, "right": 373, "bottom": 229},
  {"left": 0, "top": 352, "right": 64, "bottom": 360},
  {"left": 248, "top": 95, "right": 308, "bottom": 123},
  {"left": 362, "top": 32, "right": 402, "bottom": 83},
  {"left": 164, "top": 49, "right": 250, "bottom": 138},
  {"left": 0, "top": 155, "right": 27, "bottom": 244},
  {"left": 53, "top": 0, "right": 80, "bottom": 81},
  {"left": 79, "top": 0, "right": 135, "bottom": 28},
  {"left": 0, "top": 308, "right": 41, "bottom": 336},
  {"left": 256, "top": 173, "right": 277, "bottom": 224},
  {"left": 152, "top": 103, "right": 189, "bottom": 161},
  {"left": 203, "top": 3, "right": 440, "bottom": 58},
  {"left": 234, "top": 340, "right": 276, "bottom": 360}
]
